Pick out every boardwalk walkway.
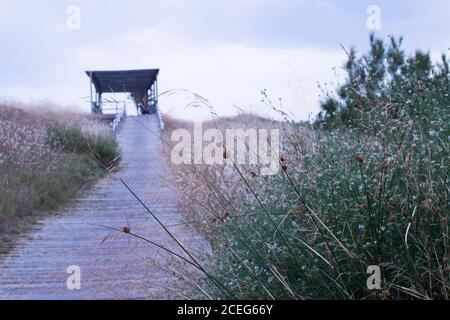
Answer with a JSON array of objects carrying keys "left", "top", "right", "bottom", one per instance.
[{"left": 0, "top": 115, "right": 210, "bottom": 299}]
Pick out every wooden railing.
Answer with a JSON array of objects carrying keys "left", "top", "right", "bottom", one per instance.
[
  {"left": 156, "top": 102, "right": 164, "bottom": 131},
  {"left": 102, "top": 101, "right": 127, "bottom": 131},
  {"left": 98, "top": 99, "right": 164, "bottom": 132}
]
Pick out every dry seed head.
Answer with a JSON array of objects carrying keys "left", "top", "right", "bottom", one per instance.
[
  {"left": 389, "top": 215, "right": 397, "bottom": 223},
  {"left": 122, "top": 225, "right": 131, "bottom": 234},
  {"left": 380, "top": 290, "right": 391, "bottom": 299},
  {"left": 355, "top": 155, "right": 364, "bottom": 163}
]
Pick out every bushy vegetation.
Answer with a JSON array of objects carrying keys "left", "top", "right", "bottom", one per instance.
[
  {"left": 317, "top": 34, "right": 449, "bottom": 129},
  {"left": 0, "top": 103, "right": 120, "bottom": 253},
  {"left": 163, "top": 35, "right": 449, "bottom": 299},
  {"left": 46, "top": 124, "right": 119, "bottom": 169}
]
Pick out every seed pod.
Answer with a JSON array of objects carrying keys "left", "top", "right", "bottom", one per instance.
[
  {"left": 380, "top": 290, "right": 391, "bottom": 299},
  {"left": 122, "top": 225, "right": 131, "bottom": 234}
]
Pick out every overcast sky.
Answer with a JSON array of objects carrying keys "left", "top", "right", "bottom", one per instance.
[{"left": 0, "top": 0, "right": 448, "bottom": 120}]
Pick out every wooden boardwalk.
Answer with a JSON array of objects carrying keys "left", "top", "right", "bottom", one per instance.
[{"left": 0, "top": 115, "right": 210, "bottom": 300}]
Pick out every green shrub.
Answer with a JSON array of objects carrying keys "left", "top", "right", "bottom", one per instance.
[
  {"left": 192, "top": 35, "right": 449, "bottom": 300},
  {"left": 46, "top": 125, "right": 120, "bottom": 169},
  {"left": 316, "top": 33, "right": 449, "bottom": 130}
]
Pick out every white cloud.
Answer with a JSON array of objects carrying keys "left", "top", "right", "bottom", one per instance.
[{"left": 6, "top": 1, "right": 448, "bottom": 122}]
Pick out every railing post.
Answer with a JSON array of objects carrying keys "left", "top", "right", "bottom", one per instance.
[
  {"left": 89, "top": 72, "right": 94, "bottom": 113},
  {"left": 154, "top": 78, "right": 164, "bottom": 131},
  {"left": 155, "top": 78, "right": 159, "bottom": 109}
]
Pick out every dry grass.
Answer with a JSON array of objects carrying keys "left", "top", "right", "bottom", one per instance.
[
  {"left": 161, "top": 113, "right": 285, "bottom": 241},
  {"left": 0, "top": 101, "right": 118, "bottom": 254}
]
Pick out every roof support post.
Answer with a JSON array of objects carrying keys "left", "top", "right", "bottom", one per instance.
[
  {"left": 98, "top": 92, "right": 103, "bottom": 112},
  {"left": 89, "top": 72, "right": 94, "bottom": 113},
  {"left": 90, "top": 72, "right": 102, "bottom": 114}
]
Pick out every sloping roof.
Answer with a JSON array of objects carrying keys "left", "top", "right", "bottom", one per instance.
[{"left": 85, "top": 69, "right": 159, "bottom": 93}]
